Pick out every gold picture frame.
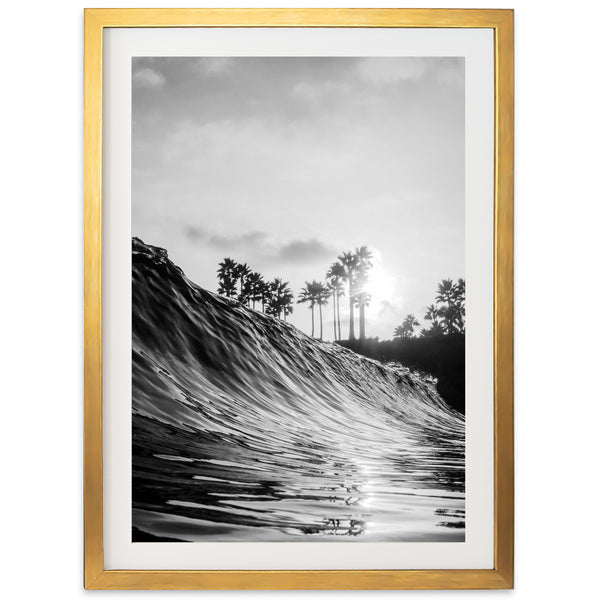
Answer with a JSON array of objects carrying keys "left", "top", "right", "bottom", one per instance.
[{"left": 84, "top": 8, "right": 513, "bottom": 590}]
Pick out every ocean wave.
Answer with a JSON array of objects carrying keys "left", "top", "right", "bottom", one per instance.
[{"left": 132, "top": 237, "right": 465, "bottom": 542}]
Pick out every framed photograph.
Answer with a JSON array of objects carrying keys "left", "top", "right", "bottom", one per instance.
[{"left": 84, "top": 8, "right": 513, "bottom": 590}]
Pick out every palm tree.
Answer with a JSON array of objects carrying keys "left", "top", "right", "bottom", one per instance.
[
  {"left": 281, "top": 292, "right": 294, "bottom": 322},
  {"left": 420, "top": 303, "right": 443, "bottom": 337},
  {"left": 409, "top": 315, "right": 420, "bottom": 333},
  {"left": 326, "top": 279, "right": 344, "bottom": 340},
  {"left": 243, "top": 271, "right": 264, "bottom": 309},
  {"left": 453, "top": 278, "right": 466, "bottom": 333},
  {"left": 276, "top": 280, "right": 295, "bottom": 321},
  {"left": 326, "top": 261, "right": 345, "bottom": 340},
  {"left": 313, "top": 281, "right": 331, "bottom": 340},
  {"left": 354, "top": 246, "right": 373, "bottom": 340},
  {"left": 266, "top": 278, "right": 294, "bottom": 320},
  {"left": 424, "top": 303, "right": 441, "bottom": 327},
  {"left": 436, "top": 278, "right": 455, "bottom": 305},
  {"left": 434, "top": 278, "right": 466, "bottom": 334},
  {"left": 402, "top": 314, "right": 421, "bottom": 337},
  {"left": 217, "top": 258, "right": 238, "bottom": 298},
  {"left": 356, "top": 291, "right": 371, "bottom": 338},
  {"left": 257, "top": 279, "right": 272, "bottom": 313},
  {"left": 436, "top": 279, "right": 457, "bottom": 333},
  {"left": 297, "top": 282, "right": 318, "bottom": 337},
  {"left": 235, "top": 262, "right": 251, "bottom": 303},
  {"left": 338, "top": 251, "right": 359, "bottom": 340},
  {"left": 393, "top": 314, "right": 420, "bottom": 339},
  {"left": 404, "top": 314, "right": 420, "bottom": 337}
]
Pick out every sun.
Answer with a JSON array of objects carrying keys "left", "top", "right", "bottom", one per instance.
[{"left": 363, "top": 259, "right": 395, "bottom": 306}]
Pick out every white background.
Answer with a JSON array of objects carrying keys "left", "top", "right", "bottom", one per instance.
[{"left": 1, "top": 0, "right": 598, "bottom": 596}]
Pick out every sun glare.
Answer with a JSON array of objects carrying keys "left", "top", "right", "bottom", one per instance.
[{"left": 364, "top": 259, "right": 395, "bottom": 306}]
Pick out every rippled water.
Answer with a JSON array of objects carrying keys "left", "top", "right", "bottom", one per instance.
[{"left": 132, "top": 238, "right": 465, "bottom": 542}]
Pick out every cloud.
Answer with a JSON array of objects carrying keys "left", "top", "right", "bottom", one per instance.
[
  {"left": 185, "top": 226, "right": 334, "bottom": 264},
  {"left": 133, "top": 67, "right": 166, "bottom": 88},
  {"left": 277, "top": 239, "right": 335, "bottom": 263},
  {"left": 209, "top": 231, "right": 268, "bottom": 249},
  {"left": 184, "top": 226, "right": 205, "bottom": 241},
  {"left": 185, "top": 226, "right": 267, "bottom": 249}
]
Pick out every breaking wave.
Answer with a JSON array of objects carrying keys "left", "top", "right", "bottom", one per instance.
[{"left": 132, "top": 237, "right": 465, "bottom": 542}]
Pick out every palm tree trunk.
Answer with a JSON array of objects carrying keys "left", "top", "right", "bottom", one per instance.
[
  {"left": 311, "top": 306, "right": 314, "bottom": 337},
  {"left": 332, "top": 292, "right": 337, "bottom": 340},
  {"left": 359, "top": 302, "right": 366, "bottom": 340},
  {"left": 319, "top": 303, "right": 323, "bottom": 340},
  {"left": 348, "top": 291, "right": 355, "bottom": 340},
  {"left": 336, "top": 294, "right": 341, "bottom": 340},
  {"left": 336, "top": 293, "right": 340, "bottom": 340}
]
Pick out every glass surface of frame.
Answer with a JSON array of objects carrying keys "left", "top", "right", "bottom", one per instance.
[{"left": 84, "top": 8, "right": 513, "bottom": 590}]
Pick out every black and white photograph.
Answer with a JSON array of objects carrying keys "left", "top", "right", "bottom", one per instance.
[{"left": 132, "top": 56, "right": 466, "bottom": 542}]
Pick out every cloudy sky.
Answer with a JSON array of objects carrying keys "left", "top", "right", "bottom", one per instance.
[{"left": 132, "top": 57, "right": 464, "bottom": 340}]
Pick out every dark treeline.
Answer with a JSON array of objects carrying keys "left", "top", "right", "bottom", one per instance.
[
  {"left": 217, "top": 258, "right": 294, "bottom": 320},
  {"left": 339, "top": 334, "right": 465, "bottom": 414},
  {"left": 367, "top": 278, "right": 466, "bottom": 412},
  {"left": 393, "top": 278, "right": 465, "bottom": 339}
]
